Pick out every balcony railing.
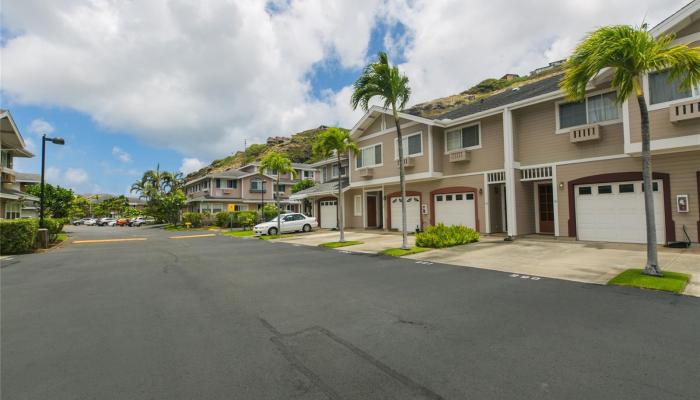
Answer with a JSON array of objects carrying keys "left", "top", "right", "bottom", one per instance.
[
  {"left": 569, "top": 124, "right": 600, "bottom": 143},
  {"left": 669, "top": 98, "right": 700, "bottom": 122}
]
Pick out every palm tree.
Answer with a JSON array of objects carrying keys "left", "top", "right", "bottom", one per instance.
[
  {"left": 312, "top": 127, "right": 359, "bottom": 242},
  {"left": 259, "top": 151, "right": 298, "bottom": 235},
  {"left": 560, "top": 25, "right": 700, "bottom": 276},
  {"left": 351, "top": 52, "right": 412, "bottom": 249}
]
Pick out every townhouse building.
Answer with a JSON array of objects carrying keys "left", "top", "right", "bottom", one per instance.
[
  {"left": 290, "top": 155, "right": 349, "bottom": 228},
  {"left": 1, "top": 110, "right": 40, "bottom": 219},
  {"left": 184, "top": 161, "right": 318, "bottom": 213},
  {"left": 298, "top": 2, "right": 700, "bottom": 245}
]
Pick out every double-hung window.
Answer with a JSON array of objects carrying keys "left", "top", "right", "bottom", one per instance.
[
  {"left": 303, "top": 170, "right": 314, "bottom": 179},
  {"left": 227, "top": 179, "right": 236, "bottom": 189},
  {"left": 558, "top": 91, "right": 620, "bottom": 130},
  {"left": 394, "top": 132, "right": 422, "bottom": 159},
  {"left": 356, "top": 144, "right": 382, "bottom": 168},
  {"left": 648, "top": 69, "right": 700, "bottom": 105},
  {"left": 215, "top": 178, "right": 221, "bottom": 188},
  {"left": 445, "top": 124, "right": 480, "bottom": 152},
  {"left": 251, "top": 180, "right": 264, "bottom": 192}
]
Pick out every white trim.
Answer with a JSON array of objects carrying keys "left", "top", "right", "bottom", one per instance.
[
  {"left": 503, "top": 108, "right": 518, "bottom": 237},
  {"left": 393, "top": 131, "right": 424, "bottom": 160},
  {"left": 355, "top": 142, "right": 384, "bottom": 170},
  {"left": 350, "top": 106, "right": 438, "bottom": 139},
  {"left": 348, "top": 171, "right": 442, "bottom": 188},
  {"left": 552, "top": 166, "right": 560, "bottom": 237},
  {"left": 521, "top": 153, "right": 631, "bottom": 169},
  {"left": 357, "top": 122, "right": 419, "bottom": 142},
  {"left": 622, "top": 98, "right": 631, "bottom": 154},
  {"left": 627, "top": 134, "right": 700, "bottom": 154},
  {"left": 649, "top": 0, "right": 699, "bottom": 37},
  {"left": 440, "top": 168, "right": 507, "bottom": 180},
  {"left": 483, "top": 173, "right": 490, "bottom": 234},
  {"left": 554, "top": 89, "right": 622, "bottom": 134},
  {"left": 444, "top": 121, "right": 482, "bottom": 153},
  {"left": 534, "top": 184, "right": 540, "bottom": 234},
  {"left": 673, "top": 32, "right": 700, "bottom": 45}
]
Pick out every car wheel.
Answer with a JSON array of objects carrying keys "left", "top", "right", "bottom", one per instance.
[
  {"left": 302, "top": 224, "right": 311, "bottom": 232},
  {"left": 268, "top": 227, "right": 278, "bottom": 236}
]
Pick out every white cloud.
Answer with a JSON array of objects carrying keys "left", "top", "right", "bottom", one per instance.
[
  {"left": 28, "top": 118, "right": 54, "bottom": 136},
  {"left": 111, "top": 146, "right": 132, "bottom": 163},
  {"left": 45, "top": 166, "right": 61, "bottom": 183},
  {"left": 179, "top": 157, "right": 206, "bottom": 175},
  {"left": 1, "top": 0, "right": 688, "bottom": 162},
  {"left": 64, "top": 168, "right": 89, "bottom": 184}
]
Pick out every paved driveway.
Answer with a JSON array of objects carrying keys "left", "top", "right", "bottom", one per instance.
[
  {"left": 279, "top": 230, "right": 700, "bottom": 296},
  {"left": 2, "top": 225, "right": 699, "bottom": 399}
]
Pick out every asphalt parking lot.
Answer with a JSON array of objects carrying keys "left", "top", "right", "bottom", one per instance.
[{"left": 2, "top": 225, "right": 699, "bottom": 399}]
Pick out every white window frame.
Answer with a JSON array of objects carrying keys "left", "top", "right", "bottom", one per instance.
[
  {"left": 354, "top": 195, "right": 362, "bottom": 216},
  {"left": 355, "top": 143, "right": 383, "bottom": 170},
  {"left": 444, "top": 122, "right": 482, "bottom": 154},
  {"left": 393, "top": 131, "right": 423, "bottom": 160},
  {"left": 643, "top": 70, "right": 700, "bottom": 111},
  {"left": 555, "top": 89, "right": 622, "bottom": 133}
]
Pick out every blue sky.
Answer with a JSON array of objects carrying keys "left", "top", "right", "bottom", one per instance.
[{"left": 2, "top": 0, "right": 686, "bottom": 195}]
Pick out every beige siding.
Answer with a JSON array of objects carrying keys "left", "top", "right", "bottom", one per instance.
[
  {"left": 352, "top": 123, "right": 430, "bottom": 181},
  {"left": 555, "top": 151, "right": 699, "bottom": 242},
  {"left": 438, "top": 115, "right": 504, "bottom": 175},
  {"left": 628, "top": 97, "right": 700, "bottom": 143},
  {"left": 344, "top": 189, "right": 363, "bottom": 228},
  {"left": 432, "top": 127, "right": 444, "bottom": 172},
  {"left": 677, "top": 19, "right": 700, "bottom": 37},
  {"left": 359, "top": 115, "right": 414, "bottom": 138},
  {"left": 209, "top": 180, "right": 242, "bottom": 199},
  {"left": 240, "top": 175, "right": 275, "bottom": 201},
  {"left": 513, "top": 100, "right": 624, "bottom": 165}
]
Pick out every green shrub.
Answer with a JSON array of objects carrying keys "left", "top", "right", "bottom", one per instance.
[
  {"left": 182, "top": 212, "right": 203, "bottom": 227},
  {"left": 237, "top": 211, "right": 257, "bottom": 229},
  {"left": 43, "top": 217, "right": 66, "bottom": 242},
  {"left": 415, "top": 224, "right": 480, "bottom": 248},
  {"left": 259, "top": 204, "right": 281, "bottom": 221},
  {"left": 0, "top": 219, "right": 39, "bottom": 254}
]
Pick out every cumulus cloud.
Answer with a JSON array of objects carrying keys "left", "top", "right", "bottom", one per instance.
[
  {"left": 28, "top": 118, "right": 54, "bottom": 136},
  {"left": 111, "top": 146, "right": 132, "bottom": 163},
  {"left": 64, "top": 168, "right": 89, "bottom": 184},
  {"left": 179, "top": 157, "right": 206, "bottom": 175},
  {"left": 1, "top": 0, "right": 688, "bottom": 162},
  {"left": 44, "top": 166, "right": 90, "bottom": 191}
]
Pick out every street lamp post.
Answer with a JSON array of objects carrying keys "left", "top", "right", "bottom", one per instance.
[
  {"left": 39, "top": 134, "right": 65, "bottom": 228},
  {"left": 259, "top": 179, "right": 265, "bottom": 223}
]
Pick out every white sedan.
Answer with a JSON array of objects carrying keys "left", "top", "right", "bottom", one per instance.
[
  {"left": 254, "top": 213, "right": 318, "bottom": 236},
  {"left": 83, "top": 218, "right": 98, "bottom": 226}
]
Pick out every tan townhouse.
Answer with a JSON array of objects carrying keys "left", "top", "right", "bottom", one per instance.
[
  {"left": 184, "top": 161, "right": 318, "bottom": 213},
  {"left": 1, "top": 110, "right": 40, "bottom": 219},
  {"left": 290, "top": 155, "right": 349, "bottom": 228},
  {"left": 326, "top": 2, "right": 700, "bottom": 245}
]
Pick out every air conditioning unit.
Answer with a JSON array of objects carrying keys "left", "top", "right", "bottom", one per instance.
[
  {"left": 669, "top": 99, "right": 700, "bottom": 122},
  {"left": 448, "top": 150, "right": 470, "bottom": 163},
  {"left": 569, "top": 124, "right": 600, "bottom": 143},
  {"left": 358, "top": 168, "right": 373, "bottom": 178},
  {"left": 396, "top": 157, "right": 415, "bottom": 168}
]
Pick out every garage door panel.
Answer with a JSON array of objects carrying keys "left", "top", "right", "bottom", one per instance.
[
  {"left": 434, "top": 192, "right": 476, "bottom": 229},
  {"left": 320, "top": 200, "right": 337, "bottom": 229},
  {"left": 390, "top": 196, "right": 420, "bottom": 231},
  {"left": 575, "top": 181, "right": 665, "bottom": 244}
]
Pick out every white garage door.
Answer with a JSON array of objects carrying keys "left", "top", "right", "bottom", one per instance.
[
  {"left": 390, "top": 195, "right": 421, "bottom": 231},
  {"left": 320, "top": 200, "right": 337, "bottom": 229},
  {"left": 434, "top": 192, "right": 476, "bottom": 228},
  {"left": 575, "top": 180, "right": 665, "bottom": 244}
]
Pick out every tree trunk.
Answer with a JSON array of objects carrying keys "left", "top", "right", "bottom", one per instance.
[
  {"left": 637, "top": 94, "right": 662, "bottom": 276},
  {"left": 276, "top": 173, "right": 281, "bottom": 236},
  {"left": 337, "top": 152, "right": 345, "bottom": 242},
  {"left": 393, "top": 108, "right": 410, "bottom": 250}
]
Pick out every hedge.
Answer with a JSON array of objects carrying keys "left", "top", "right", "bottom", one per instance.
[
  {"left": 182, "top": 212, "right": 203, "bottom": 227},
  {"left": 44, "top": 217, "right": 67, "bottom": 242},
  {"left": 415, "top": 224, "right": 480, "bottom": 249},
  {"left": 0, "top": 219, "right": 39, "bottom": 254}
]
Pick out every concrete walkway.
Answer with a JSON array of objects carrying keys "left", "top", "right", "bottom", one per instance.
[{"left": 274, "top": 230, "right": 700, "bottom": 297}]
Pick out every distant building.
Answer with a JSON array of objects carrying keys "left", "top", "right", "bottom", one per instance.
[{"left": 500, "top": 73, "right": 519, "bottom": 81}]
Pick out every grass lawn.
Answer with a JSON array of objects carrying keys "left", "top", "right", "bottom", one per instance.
[
  {"left": 608, "top": 269, "right": 691, "bottom": 294},
  {"left": 380, "top": 247, "right": 431, "bottom": 257},
  {"left": 223, "top": 230, "right": 255, "bottom": 237},
  {"left": 319, "top": 241, "right": 363, "bottom": 248},
  {"left": 53, "top": 233, "right": 68, "bottom": 243},
  {"left": 259, "top": 233, "right": 298, "bottom": 240}
]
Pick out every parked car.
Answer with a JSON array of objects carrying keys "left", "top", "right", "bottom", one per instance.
[
  {"left": 115, "top": 218, "right": 130, "bottom": 226},
  {"left": 72, "top": 218, "right": 92, "bottom": 226},
  {"left": 83, "top": 218, "right": 98, "bottom": 226},
  {"left": 254, "top": 213, "right": 317, "bottom": 236},
  {"left": 106, "top": 219, "right": 118, "bottom": 227},
  {"left": 129, "top": 216, "right": 155, "bottom": 227},
  {"left": 97, "top": 217, "right": 116, "bottom": 226}
]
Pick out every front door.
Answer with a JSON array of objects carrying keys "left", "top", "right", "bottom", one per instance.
[
  {"left": 367, "top": 196, "right": 377, "bottom": 227},
  {"left": 538, "top": 183, "right": 554, "bottom": 234}
]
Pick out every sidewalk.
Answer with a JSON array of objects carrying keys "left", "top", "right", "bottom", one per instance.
[{"left": 273, "top": 230, "right": 700, "bottom": 297}]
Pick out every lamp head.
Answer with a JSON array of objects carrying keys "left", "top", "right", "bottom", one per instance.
[{"left": 51, "top": 137, "right": 65, "bottom": 145}]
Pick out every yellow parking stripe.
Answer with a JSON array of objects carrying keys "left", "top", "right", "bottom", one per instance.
[
  {"left": 73, "top": 238, "right": 147, "bottom": 244},
  {"left": 169, "top": 234, "right": 217, "bottom": 239}
]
